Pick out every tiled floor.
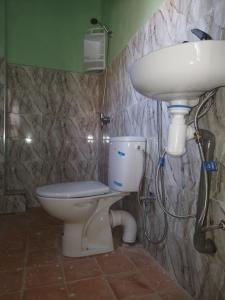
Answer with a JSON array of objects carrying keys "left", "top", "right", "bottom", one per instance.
[{"left": 0, "top": 208, "right": 193, "bottom": 300}]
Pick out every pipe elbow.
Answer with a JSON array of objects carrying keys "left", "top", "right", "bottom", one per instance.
[{"left": 110, "top": 210, "right": 137, "bottom": 243}]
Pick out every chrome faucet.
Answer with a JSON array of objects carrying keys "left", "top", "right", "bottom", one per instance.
[{"left": 191, "top": 28, "right": 212, "bottom": 40}]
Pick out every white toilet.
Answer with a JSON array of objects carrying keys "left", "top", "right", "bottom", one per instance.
[{"left": 36, "top": 136, "right": 146, "bottom": 257}]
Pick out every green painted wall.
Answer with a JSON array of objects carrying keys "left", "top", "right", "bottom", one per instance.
[
  {"left": 0, "top": 0, "right": 5, "bottom": 57},
  {"left": 3, "top": 0, "right": 164, "bottom": 71},
  {"left": 103, "top": 0, "right": 164, "bottom": 63},
  {"left": 6, "top": 0, "right": 102, "bottom": 72}
]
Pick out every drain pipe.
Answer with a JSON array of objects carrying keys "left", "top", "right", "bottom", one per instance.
[{"left": 110, "top": 210, "right": 137, "bottom": 243}]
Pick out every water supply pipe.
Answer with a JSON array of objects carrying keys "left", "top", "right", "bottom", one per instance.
[
  {"left": 110, "top": 210, "right": 137, "bottom": 243},
  {"left": 193, "top": 129, "right": 217, "bottom": 254}
]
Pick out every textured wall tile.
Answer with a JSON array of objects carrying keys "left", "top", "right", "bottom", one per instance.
[
  {"left": 0, "top": 58, "right": 5, "bottom": 139},
  {"left": 8, "top": 113, "right": 42, "bottom": 139},
  {"left": 7, "top": 138, "right": 45, "bottom": 162},
  {"left": 1, "top": 63, "right": 101, "bottom": 210},
  {"left": 0, "top": 194, "right": 26, "bottom": 213},
  {"left": 0, "top": 58, "right": 5, "bottom": 85},
  {"left": 0, "top": 58, "right": 5, "bottom": 198},
  {"left": 42, "top": 113, "right": 99, "bottom": 141}
]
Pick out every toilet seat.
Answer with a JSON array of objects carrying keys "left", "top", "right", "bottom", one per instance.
[{"left": 36, "top": 181, "right": 110, "bottom": 199}]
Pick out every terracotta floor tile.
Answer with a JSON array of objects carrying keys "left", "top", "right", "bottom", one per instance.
[
  {"left": 0, "top": 232, "right": 26, "bottom": 252},
  {"left": 0, "top": 292, "right": 22, "bottom": 300},
  {"left": 29, "top": 215, "right": 62, "bottom": 230},
  {"left": 29, "top": 226, "right": 63, "bottom": 238},
  {"left": 0, "top": 250, "right": 24, "bottom": 272},
  {"left": 141, "top": 268, "right": 178, "bottom": 292},
  {"left": 27, "top": 208, "right": 63, "bottom": 228},
  {"left": 68, "top": 277, "right": 115, "bottom": 300},
  {"left": 0, "top": 209, "right": 193, "bottom": 300},
  {"left": 27, "top": 248, "right": 60, "bottom": 268},
  {"left": 127, "top": 293, "right": 162, "bottom": 300},
  {"left": 24, "top": 284, "right": 68, "bottom": 300},
  {"left": 159, "top": 286, "right": 193, "bottom": 300},
  {"left": 25, "top": 264, "right": 63, "bottom": 288},
  {"left": 107, "top": 272, "right": 155, "bottom": 300},
  {"left": 0, "top": 214, "right": 28, "bottom": 232},
  {"left": 63, "top": 257, "right": 102, "bottom": 282},
  {"left": 96, "top": 252, "right": 136, "bottom": 274},
  {"left": 0, "top": 270, "right": 23, "bottom": 295},
  {"left": 122, "top": 246, "right": 158, "bottom": 269},
  {"left": 28, "top": 227, "right": 62, "bottom": 252},
  {"left": 1, "top": 239, "right": 26, "bottom": 252},
  {"left": 28, "top": 238, "right": 59, "bottom": 252}
]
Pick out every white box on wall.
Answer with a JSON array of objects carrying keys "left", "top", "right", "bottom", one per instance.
[{"left": 84, "top": 27, "right": 106, "bottom": 72}]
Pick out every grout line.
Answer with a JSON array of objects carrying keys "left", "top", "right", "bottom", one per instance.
[
  {"left": 93, "top": 255, "right": 118, "bottom": 299},
  {"left": 119, "top": 248, "right": 140, "bottom": 271},
  {"left": 20, "top": 232, "right": 29, "bottom": 300},
  {"left": 64, "top": 274, "right": 105, "bottom": 284},
  {"left": 19, "top": 282, "right": 70, "bottom": 291},
  {"left": 102, "top": 276, "right": 118, "bottom": 300},
  {"left": 124, "top": 291, "right": 163, "bottom": 300},
  {"left": 93, "top": 256, "right": 105, "bottom": 274},
  {"left": 58, "top": 250, "right": 71, "bottom": 299}
]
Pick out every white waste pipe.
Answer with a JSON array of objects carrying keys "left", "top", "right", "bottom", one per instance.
[
  {"left": 166, "top": 99, "right": 199, "bottom": 157},
  {"left": 110, "top": 210, "right": 137, "bottom": 243}
]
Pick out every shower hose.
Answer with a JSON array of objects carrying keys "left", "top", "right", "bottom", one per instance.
[{"left": 140, "top": 89, "right": 218, "bottom": 243}]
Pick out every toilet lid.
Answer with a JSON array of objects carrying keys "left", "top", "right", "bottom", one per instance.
[{"left": 36, "top": 181, "right": 110, "bottom": 198}]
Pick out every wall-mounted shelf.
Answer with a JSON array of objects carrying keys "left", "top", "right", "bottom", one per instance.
[{"left": 84, "top": 28, "right": 106, "bottom": 72}]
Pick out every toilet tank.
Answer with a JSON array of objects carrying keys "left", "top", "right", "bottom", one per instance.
[{"left": 108, "top": 136, "right": 146, "bottom": 192}]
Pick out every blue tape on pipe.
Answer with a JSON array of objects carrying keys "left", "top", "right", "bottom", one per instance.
[
  {"left": 113, "top": 181, "right": 123, "bottom": 187},
  {"left": 118, "top": 151, "right": 125, "bottom": 156},
  {"left": 158, "top": 157, "right": 165, "bottom": 167},
  {"left": 202, "top": 160, "right": 218, "bottom": 172}
]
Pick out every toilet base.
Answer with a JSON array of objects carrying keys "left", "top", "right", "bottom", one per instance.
[
  {"left": 62, "top": 222, "right": 115, "bottom": 257},
  {"left": 63, "top": 243, "right": 114, "bottom": 257},
  {"left": 62, "top": 193, "right": 127, "bottom": 257}
]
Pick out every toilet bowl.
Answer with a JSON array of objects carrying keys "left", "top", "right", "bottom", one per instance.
[
  {"left": 37, "top": 181, "right": 129, "bottom": 257},
  {"left": 36, "top": 136, "right": 146, "bottom": 257}
]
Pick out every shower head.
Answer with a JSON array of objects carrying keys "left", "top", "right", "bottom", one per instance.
[
  {"left": 90, "top": 18, "right": 98, "bottom": 25},
  {"left": 90, "top": 18, "right": 112, "bottom": 34}
]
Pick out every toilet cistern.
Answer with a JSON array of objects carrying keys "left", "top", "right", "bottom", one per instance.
[{"left": 130, "top": 40, "right": 225, "bottom": 156}]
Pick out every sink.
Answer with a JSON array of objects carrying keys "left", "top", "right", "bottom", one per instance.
[
  {"left": 130, "top": 40, "right": 225, "bottom": 156},
  {"left": 130, "top": 40, "right": 225, "bottom": 101}
]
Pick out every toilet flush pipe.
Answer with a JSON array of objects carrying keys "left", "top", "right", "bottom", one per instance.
[{"left": 110, "top": 210, "right": 137, "bottom": 243}]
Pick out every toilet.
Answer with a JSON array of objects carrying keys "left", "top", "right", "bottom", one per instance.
[{"left": 36, "top": 136, "right": 146, "bottom": 257}]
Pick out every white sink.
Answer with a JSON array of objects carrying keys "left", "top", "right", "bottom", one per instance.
[
  {"left": 130, "top": 40, "right": 225, "bottom": 156},
  {"left": 130, "top": 40, "right": 225, "bottom": 101}
]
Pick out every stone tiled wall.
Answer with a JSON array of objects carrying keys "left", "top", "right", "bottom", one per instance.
[
  {"left": 0, "top": 57, "right": 4, "bottom": 180},
  {"left": 99, "top": 0, "right": 225, "bottom": 299},
  {"left": 0, "top": 59, "right": 24, "bottom": 213},
  {"left": 0, "top": 63, "right": 101, "bottom": 211}
]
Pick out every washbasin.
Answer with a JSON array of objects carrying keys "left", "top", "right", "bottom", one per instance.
[
  {"left": 130, "top": 40, "right": 225, "bottom": 156},
  {"left": 130, "top": 40, "right": 225, "bottom": 101}
]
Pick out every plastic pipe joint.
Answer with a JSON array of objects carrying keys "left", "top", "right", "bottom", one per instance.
[{"left": 167, "top": 104, "right": 194, "bottom": 156}]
